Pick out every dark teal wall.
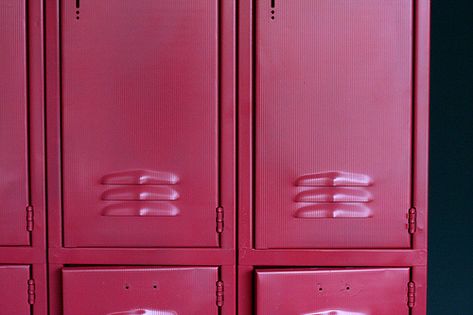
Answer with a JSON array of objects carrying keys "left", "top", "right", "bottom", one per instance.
[{"left": 428, "top": 1, "right": 473, "bottom": 313}]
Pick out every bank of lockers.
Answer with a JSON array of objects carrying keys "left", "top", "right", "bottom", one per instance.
[{"left": 0, "top": 0, "right": 430, "bottom": 314}]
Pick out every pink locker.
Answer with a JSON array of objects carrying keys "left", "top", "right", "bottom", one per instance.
[
  {"left": 62, "top": 267, "right": 220, "bottom": 315},
  {"left": 60, "top": 0, "right": 220, "bottom": 248},
  {"left": 255, "top": 0, "right": 415, "bottom": 249},
  {"left": 256, "top": 268, "right": 411, "bottom": 315},
  {"left": 0, "top": 265, "right": 31, "bottom": 314},
  {"left": 0, "top": 0, "right": 30, "bottom": 246}
]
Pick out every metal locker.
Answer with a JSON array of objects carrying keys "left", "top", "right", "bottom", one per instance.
[
  {"left": 60, "top": 0, "right": 220, "bottom": 247},
  {"left": 256, "top": 268, "right": 411, "bottom": 315},
  {"left": 255, "top": 0, "right": 414, "bottom": 248},
  {"left": 0, "top": 265, "right": 31, "bottom": 314},
  {"left": 62, "top": 267, "right": 219, "bottom": 315},
  {"left": 0, "top": 0, "right": 29, "bottom": 246}
]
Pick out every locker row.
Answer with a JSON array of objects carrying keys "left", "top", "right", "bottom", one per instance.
[
  {"left": 2, "top": 0, "right": 424, "bottom": 250},
  {"left": 0, "top": 0, "right": 430, "bottom": 314},
  {"left": 1, "top": 265, "right": 416, "bottom": 315}
]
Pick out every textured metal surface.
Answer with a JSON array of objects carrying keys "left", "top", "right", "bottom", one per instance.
[
  {"left": 255, "top": 0, "right": 414, "bottom": 249},
  {"left": 62, "top": 267, "right": 219, "bottom": 315},
  {"left": 256, "top": 268, "right": 410, "bottom": 315},
  {"left": 0, "top": 0, "right": 29, "bottom": 246},
  {"left": 0, "top": 265, "right": 30, "bottom": 314},
  {"left": 60, "top": 0, "right": 219, "bottom": 247}
]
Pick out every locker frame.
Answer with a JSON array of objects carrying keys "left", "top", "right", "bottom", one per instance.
[
  {"left": 46, "top": 0, "right": 236, "bottom": 251},
  {"left": 45, "top": 0, "right": 236, "bottom": 314},
  {"left": 0, "top": 0, "right": 47, "bottom": 314},
  {"left": 237, "top": 0, "right": 430, "bottom": 314}
]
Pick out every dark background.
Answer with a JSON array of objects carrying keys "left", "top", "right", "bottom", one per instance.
[{"left": 428, "top": 1, "right": 473, "bottom": 314}]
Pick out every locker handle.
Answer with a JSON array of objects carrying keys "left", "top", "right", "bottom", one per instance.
[{"left": 108, "top": 309, "right": 177, "bottom": 315}]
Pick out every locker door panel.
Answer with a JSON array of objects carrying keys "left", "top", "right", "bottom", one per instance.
[
  {"left": 0, "top": 265, "right": 30, "bottom": 314},
  {"left": 256, "top": 268, "right": 410, "bottom": 315},
  {"left": 255, "top": 0, "right": 413, "bottom": 248},
  {"left": 0, "top": 0, "right": 29, "bottom": 245},
  {"left": 61, "top": 0, "right": 219, "bottom": 247},
  {"left": 62, "top": 267, "right": 219, "bottom": 315}
]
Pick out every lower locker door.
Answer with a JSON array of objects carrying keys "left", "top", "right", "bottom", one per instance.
[
  {"left": 62, "top": 267, "right": 219, "bottom": 315},
  {"left": 0, "top": 265, "right": 31, "bottom": 314},
  {"left": 256, "top": 268, "right": 410, "bottom": 315}
]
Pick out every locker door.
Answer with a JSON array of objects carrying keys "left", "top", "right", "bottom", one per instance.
[
  {"left": 0, "top": 265, "right": 31, "bottom": 314},
  {"left": 62, "top": 267, "right": 219, "bottom": 315},
  {"left": 256, "top": 268, "right": 410, "bottom": 315},
  {"left": 255, "top": 0, "right": 413, "bottom": 248},
  {"left": 61, "top": 0, "right": 219, "bottom": 247},
  {"left": 0, "top": 0, "right": 29, "bottom": 246}
]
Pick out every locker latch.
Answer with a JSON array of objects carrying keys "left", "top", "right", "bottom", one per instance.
[
  {"left": 216, "top": 206, "right": 224, "bottom": 233},
  {"left": 28, "top": 279, "right": 35, "bottom": 305},
  {"left": 408, "top": 281, "right": 416, "bottom": 308},
  {"left": 408, "top": 207, "right": 417, "bottom": 234},
  {"left": 216, "top": 280, "right": 224, "bottom": 307},
  {"left": 26, "top": 205, "right": 34, "bottom": 232}
]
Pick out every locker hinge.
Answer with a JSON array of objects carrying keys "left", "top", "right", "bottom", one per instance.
[
  {"left": 408, "top": 207, "right": 417, "bottom": 234},
  {"left": 28, "top": 279, "right": 35, "bottom": 305},
  {"left": 408, "top": 281, "right": 416, "bottom": 308},
  {"left": 26, "top": 205, "right": 34, "bottom": 232},
  {"left": 216, "top": 206, "right": 224, "bottom": 233},
  {"left": 216, "top": 280, "right": 224, "bottom": 307}
]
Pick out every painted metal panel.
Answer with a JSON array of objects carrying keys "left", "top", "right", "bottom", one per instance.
[
  {"left": 256, "top": 268, "right": 410, "bottom": 315},
  {"left": 0, "top": 265, "right": 30, "bottom": 314},
  {"left": 62, "top": 267, "right": 219, "bottom": 315},
  {"left": 0, "top": 0, "right": 29, "bottom": 245},
  {"left": 255, "top": 0, "right": 413, "bottom": 248},
  {"left": 61, "top": 0, "right": 219, "bottom": 247}
]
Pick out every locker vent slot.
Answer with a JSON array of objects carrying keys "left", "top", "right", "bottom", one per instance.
[
  {"left": 295, "top": 204, "right": 373, "bottom": 219},
  {"left": 294, "top": 171, "right": 374, "bottom": 219},
  {"left": 101, "top": 170, "right": 179, "bottom": 185},
  {"left": 101, "top": 203, "right": 179, "bottom": 217},
  {"left": 101, "top": 187, "right": 179, "bottom": 201},
  {"left": 101, "top": 169, "right": 180, "bottom": 217}
]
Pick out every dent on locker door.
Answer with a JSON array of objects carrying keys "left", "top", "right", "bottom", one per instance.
[
  {"left": 255, "top": 0, "right": 414, "bottom": 249},
  {"left": 60, "top": 0, "right": 220, "bottom": 247}
]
